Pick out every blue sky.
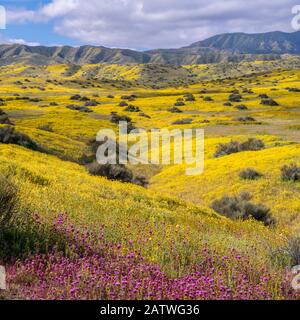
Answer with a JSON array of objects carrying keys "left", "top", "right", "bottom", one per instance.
[
  {"left": 0, "top": 0, "right": 299, "bottom": 49},
  {"left": 1, "top": 0, "right": 77, "bottom": 45}
]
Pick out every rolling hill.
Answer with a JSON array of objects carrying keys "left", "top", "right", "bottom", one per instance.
[
  {"left": 1, "top": 31, "right": 300, "bottom": 66},
  {"left": 190, "top": 31, "right": 300, "bottom": 54},
  {"left": 0, "top": 61, "right": 300, "bottom": 299}
]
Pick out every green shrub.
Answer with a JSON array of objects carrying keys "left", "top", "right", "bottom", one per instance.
[
  {"left": 85, "top": 100, "right": 98, "bottom": 107},
  {"left": 288, "top": 88, "right": 300, "bottom": 92},
  {"left": 281, "top": 163, "right": 300, "bottom": 181},
  {"left": 79, "top": 96, "right": 90, "bottom": 102},
  {"left": 121, "top": 95, "right": 136, "bottom": 100},
  {"left": 184, "top": 93, "right": 196, "bottom": 102},
  {"left": 0, "top": 175, "right": 18, "bottom": 228},
  {"left": 66, "top": 104, "right": 92, "bottom": 113},
  {"left": 29, "top": 98, "right": 41, "bottom": 103},
  {"left": 0, "top": 126, "right": 40, "bottom": 151},
  {"left": 260, "top": 98, "right": 279, "bottom": 106},
  {"left": 168, "top": 107, "right": 183, "bottom": 113},
  {"left": 174, "top": 101, "right": 185, "bottom": 106},
  {"left": 124, "top": 104, "right": 140, "bottom": 112},
  {"left": 172, "top": 118, "right": 193, "bottom": 125},
  {"left": 258, "top": 94, "right": 269, "bottom": 99},
  {"left": 70, "top": 94, "right": 81, "bottom": 100},
  {"left": 235, "top": 104, "right": 248, "bottom": 110},
  {"left": 240, "top": 138, "right": 265, "bottom": 151},
  {"left": 86, "top": 161, "right": 147, "bottom": 187},
  {"left": 110, "top": 112, "right": 135, "bottom": 132},
  {"left": 214, "top": 138, "right": 265, "bottom": 158},
  {"left": 119, "top": 101, "right": 128, "bottom": 107},
  {"left": 235, "top": 116, "right": 256, "bottom": 122},
  {"left": 239, "top": 168, "right": 262, "bottom": 180},
  {"left": 229, "top": 93, "right": 242, "bottom": 102},
  {"left": 243, "top": 88, "right": 254, "bottom": 94},
  {"left": 286, "top": 237, "right": 300, "bottom": 266},
  {"left": 214, "top": 140, "right": 240, "bottom": 157},
  {"left": 87, "top": 162, "right": 133, "bottom": 183},
  {"left": 210, "top": 192, "right": 274, "bottom": 226},
  {"left": 0, "top": 109, "right": 12, "bottom": 125}
]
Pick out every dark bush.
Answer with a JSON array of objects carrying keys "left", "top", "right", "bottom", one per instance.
[
  {"left": 288, "top": 88, "right": 300, "bottom": 92},
  {"left": 0, "top": 109, "right": 12, "bottom": 125},
  {"left": 172, "top": 118, "right": 193, "bottom": 125},
  {"left": 286, "top": 237, "right": 300, "bottom": 266},
  {"left": 229, "top": 93, "right": 242, "bottom": 102},
  {"left": 79, "top": 96, "right": 90, "bottom": 102},
  {"left": 214, "top": 140, "right": 240, "bottom": 157},
  {"left": 139, "top": 112, "right": 151, "bottom": 119},
  {"left": 124, "top": 104, "right": 140, "bottom": 112},
  {"left": 29, "top": 98, "right": 41, "bottom": 103},
  {"left": 210, "top": 192, "right": 274, "bottom": 226},
  {"left": 132, "top": 176, "right": 148, "bottom": 187},
  {"left": 0, "top": 126, "right": 40, "bottom": 151},
  {"left": 87, "top": 162, "right": 133, "bottom": 183},
  {"left": 119, "top": 101, "right": 128, "bottom": 107},
  {"left": 121, "top": 95, "right": 136, "bottom": 100},
  {"left": 70, "top": 94, "right": 81, "bottom": 100},
  {"left": 214, "top": 138, "right": 265, "bottom": 157},
  {"left": 86, "top": 161, "right": 148, "bottom": 187},
  {"left": 243, "top": 89, "right": 254, "bottom": 94},
  {"left": 203, "top": 96, "right": 213, "bottom": 102},
  {"left": 235, "top": 104, "right": 248, "bottom": 110},
  {"left": 85, "top": 100, "right": 98, "bottom": 107},
  {"left": 86, "top": 161, "right": 147, "bottom": 187},
  {"left": 110, "top": 112, "right": 132, "bottom": 124},
  {"left": 168, "top": 107, "right": 183, "bottom": 113},
  {"left": 85, "top": 137, "right": 147, "bottom": 187},
  {"left": 15, "top": 96, "right": 30, "bottom": 101},
  {"left": 66, "top": 104, "right": 93, "bottom": 113},
  {"left": 260, "top": 98, "right": 279, "bottom": 106},
  {"left": 224, "top": 102, "right": 232, "bottom": 106},
  {"left": 258, "top": 94, "right": 269, "bottom": 99},
  {"left": 281, "top": 163, "right": 300, "bottom": 181},
  {"left": 239, "top": 168, "right": 262, "bottom": 180},
  {"left": 239, "top": 138, "right": 265, "bottom": 151},
  {"left": 174, "top": 101, "right": 185, "bottom": 106},
  {"left": 0, "top": 175, "right": 18, "bottom": 228},
  {"left": 235, "top": 116, "right": 256, "bottom": 122},
  {"left": 184, "top": 93, "right": 196, "bottom": 101},
  {"left": 110, "top": 112, "right": 135, "bottom": 132}
]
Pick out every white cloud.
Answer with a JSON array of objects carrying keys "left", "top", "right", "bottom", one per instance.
[
  {"left": 8, "top": 38, "right": 40, "bottom": 46},
  {"left": 0, "top": 33, "right": 40, "bottom": 46},
  {"left": 5, "top": 0, "right": 300, "bottom": 49},
  {"left": 6, "top": 9, "right": 36, "bottom": 24}
]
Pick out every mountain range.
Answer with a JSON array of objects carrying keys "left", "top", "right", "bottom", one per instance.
[{"left": 1, "top": 31, "right": 300, "bottom": 66}]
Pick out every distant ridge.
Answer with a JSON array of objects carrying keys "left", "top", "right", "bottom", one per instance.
[
  {"left": 1, "top": 31, "right": 300, "bottom": 66},
  {"left": 189, "top": 31, "right": 300, "bottom": 54}
]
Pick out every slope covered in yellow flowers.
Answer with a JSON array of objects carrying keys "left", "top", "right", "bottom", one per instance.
[{"left": 0, "top": 61, "right": 300, "bottom": 296}]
